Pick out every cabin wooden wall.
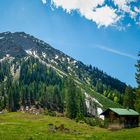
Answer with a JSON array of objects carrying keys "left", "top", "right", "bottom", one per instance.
[{"left": 104, "top": 111, "right": 139, "bottom": 128}]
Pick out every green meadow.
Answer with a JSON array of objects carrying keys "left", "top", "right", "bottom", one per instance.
[{"left": 0, "top": 112, "right": 139, "bottom": 140}]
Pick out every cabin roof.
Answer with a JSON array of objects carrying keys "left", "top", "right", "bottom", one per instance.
[{"left": 101, "top": 108, "right": 139, "bottom": 116}]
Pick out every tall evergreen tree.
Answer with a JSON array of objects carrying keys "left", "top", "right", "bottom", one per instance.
[
  {"left": 8, "top": 87, "right": 14, "bottom": 112},
  {"left": 53, "top": 86, "right": 64, "bottom": 112},
  {"left": 135, "top": 89, "right": 140, "bottom": 113},
  {"left": 135, "top": 52, "right": 140, "bottom": 87},
  {"left": 135, "top": 52, "right": 140, "bottom": 112},
  {"left": 76, "top": 88, "right": 87, "bottom": 120},
  {"left": 123, "top": 85, "right": 135, "bottom": 109},
  {"left": 66, "top": 78, "right": 77, "bottom": 119}
]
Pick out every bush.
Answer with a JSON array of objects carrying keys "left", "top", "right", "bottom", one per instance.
[
  {"left": 44, "top": 109, "right": 56, "bottom": 117},
  {"left": 96, "top": 118, "right": 104, "bottom": 128},
  {"left": 84, "top": 117, "right": 107, "bottom": 127},
  {"left": 84, "top": 117, "right": 97, "bottom": 126}
]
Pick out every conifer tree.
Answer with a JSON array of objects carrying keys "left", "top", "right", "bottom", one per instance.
[
  {"left": 123, "top": 85, "right": 135, "bottom": 109},
  {"left": 66, "top": 78, "right": 77, "bottom": 119},
  {"left": 136, "top": 52, "right": 140, "bottom": 87},
  {"left": 76, "top": 88, "right": 86, "bottom": 120},
  {"left": 135, "top": 52, "right": 140, "bottom": 112},
  {"left": 53, "top": 86, "right": 64, "bottom": 112},
  {"left": 8, "top": 87, "right": 14, "bottom": 112}
]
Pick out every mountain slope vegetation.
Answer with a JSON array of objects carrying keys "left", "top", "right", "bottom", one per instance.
[{"left": 0, "top": 32, "right": 126, "bottom": 117}]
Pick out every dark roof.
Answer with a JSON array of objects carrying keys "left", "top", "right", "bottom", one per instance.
[{"left": 101, "top": 108, "right": 139, "bottom": 116}]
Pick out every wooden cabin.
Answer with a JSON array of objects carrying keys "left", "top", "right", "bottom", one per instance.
[{"left": 101, "top": 108, "right": 139, "bottom": 128}]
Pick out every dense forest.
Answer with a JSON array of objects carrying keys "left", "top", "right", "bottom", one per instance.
[
  {"left": 0, "top": 32, "right": 140, "bottom": 122},
  {"left": 0, "top": 32, "right": 127, "bottom": 106},
  {"left": 0, "top": 57, "right": 86, "bottom": 119},
  {"left": 0, "top": 52, "right": 140, "bottom": 117}
]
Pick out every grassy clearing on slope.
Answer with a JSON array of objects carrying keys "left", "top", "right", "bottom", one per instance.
[
  {"left": 82, "top": 84, "right": 122, "bottom": 109},
  {"left": 70, "top": 75, "right": 122, "bottom": 109},
  {"left": 0, "top": 112, "right": 139, "bottom": 140}
]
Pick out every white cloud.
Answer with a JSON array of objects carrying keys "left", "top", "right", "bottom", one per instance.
[
  {"left": 95, "top": 45, "right": 137, "bottom": 60},
  {"left": 51, "top": 0, "right": 120, "bottom": 27},
  {"left": 113, "top": 0, "right": 137, "bottom": 18},
  {"left": 42, "top": 0, "right": 47, "bottom": 4},
  {"left": 89, "top": 6, "right": 120, "bottom": 27},
  {"left": 134, "top": 7, "right": 140, "bottom": 13},
  {"left": 51, "top": 0, "right": 105, "bottom": 13},
  {"left": 41, "top": 0, "right": 140, "bottom": 28},
  {"left": 113, "top": 0, "right": 134, "bottom": 8}
]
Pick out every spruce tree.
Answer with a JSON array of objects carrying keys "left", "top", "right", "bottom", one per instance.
[
  {"left": 8, "top": 87, "right": 14, "bottom": 112},
  {"left": 135, "top": 52, "right": 140, "bottom": 112},
  {"left": 76, "top": 88, "right": 86, "bottom": 120},
  {"left": 136, "top": 52, "right": 140, "bottom": 87},
  {"left": 66, "top": 78, "right": 77, "bottom": 119},
  {"left": 53, "top": 86, "right": 64, "bottom": 112},
  {"left": 135, "top": 89, "right": 140, "bottom": 113},
  {"left": 123, "top": 85, "right": 135, "bottom": 109}
]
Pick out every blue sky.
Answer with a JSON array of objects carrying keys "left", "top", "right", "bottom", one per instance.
[{"left": 0, "top": 0, "right": 140, "bottom": 87}]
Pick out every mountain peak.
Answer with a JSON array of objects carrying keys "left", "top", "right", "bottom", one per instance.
[
  {"left": 0, "top": 32, "right": 47, "bottom": 58},
  {"left": 0, "top": 32, "right": 126, "bottom": 95}
]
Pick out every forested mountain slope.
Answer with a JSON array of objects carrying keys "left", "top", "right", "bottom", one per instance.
[{"left": 0, "top": 32, "right": 125, "bottom": 117}]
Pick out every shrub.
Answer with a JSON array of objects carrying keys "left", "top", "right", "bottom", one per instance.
[
  {"left": 44, "top": 109, "right": 56, "bottom": 116},
  {"left": 84, "top": 117, "right": 97, "bottom": 126}
]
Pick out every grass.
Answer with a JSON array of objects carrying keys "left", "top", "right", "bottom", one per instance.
[
  {"left": 82, "top": 84, "right": 122, "bottom": 109},
  {"left": 0, "top": 112, "right": 139, "bottom": 140}
]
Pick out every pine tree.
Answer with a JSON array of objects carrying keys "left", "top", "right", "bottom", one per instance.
[
  {"left": 66, "top": 78, "right": 77, "bottom": 119},
  {"left": 0, "top": 96, "right": 4, "bottom": 111},
  {"left": 13, "top": 82, "right": 20, "bottom": 111},
  {"left": 123, "top": 85, "right": 135, "bottom": 109},
  {"left": 76, "top": 88, "right": 86, "bottom": 120},
  {"left": 135, "top": 88, "right": 140, "bottom": 113},
  {"left": 135, "top": 52, "right": 140, "bottom": 87},
  {"left": 53, "top": 86, "right": 64, "bottom": 112},
  {"left": 8, "top": 87, "right": 14, "bottom": 112},
  {"left": 135, "top": 52, "right": 140, "bottom": 112}
]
